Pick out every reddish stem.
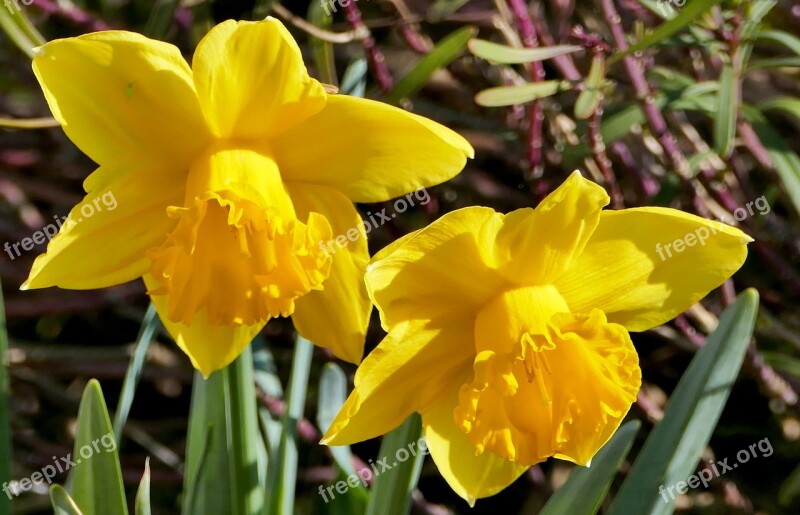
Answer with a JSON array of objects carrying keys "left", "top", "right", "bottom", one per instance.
[
  {"left": 508, "top": 0, "right": 546, "bottom": 172},
  {"left": 343, "top": 1, "right": 393, "bottom": 93}
]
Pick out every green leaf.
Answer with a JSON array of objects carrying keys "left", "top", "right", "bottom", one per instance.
[
  {"left": 608, "top": 289, "right": 759, "bottom": 515},
  {"left": 317, "top": 363, "right": 359, "bottom": 475},
  {"left": 744, "top": 105, "right": 800, "bottom": 216},
  {"left": 50, "top": 484, "right": 84, "bottom": 515},
  {"left": 574, "top": 53, "right": 606, "bottom": 120},
  {"left": 317, "top": 365, "right": 370, "bottom": 511},
  {"left": 365, "top": 414, "right": 425, "bottom": 515},
  {"left": 113, "top": 303, "right": 160, "bottom": 442},
  {"left": 468, "top": 39, "right": 582, "bottom": 64},
  {"left": 759, "top": 96, "right": 800, "bottom": 123},
  {"left": 0, "top": 2, "right": 45, "bottom": 58},
  {"left": 608, "top": 0, "right": 723, "bottom": 65},
  {"left": 0, "top": 283, "right": 10, "bottom": 515},
  {"left": 266, "top": 335, "right": 314, "bottom": 515},
  {"left": 748, "top": 57, "right": 800, "bottom": 70},
  {"left": 761, "top": 352, "right": 800, "bottom": 378},
  {"left": 426, "top": 0, "right": 470, "bottom": 22},
  {"left": 714, "top": 62, "right": 738, "bottom": 158},
  {"left": 135, "top": 458, "right": 151, "bottom": 515},
  {"left": 541, "top": 421, "right": 640, "bottom": 515},
  {"left": 143, "top": 0, "right": 180, "bottom": 39},
  {"left": 756, "top": 29, "right": 800, "bottom": 57},
  {"left": 69, "top": 380, "right": 128, "bottom": 515},
  {"left": 387, "top": 26, "right": 477, "bottom": 104},
  {"left": 779, "top": 462, "right": 800, "bottom": 506},
  {"left": 308, "top": 0, "right": 337, "bottom": 86},
  {"left": 475, "top": 80, "right": 572, "bottom": 107},
  {"left": 340, "top": 57, "right": 369, "bottom": 98},
  {"left": 182, "top": 346, "right": 265, "bottom": 515}
]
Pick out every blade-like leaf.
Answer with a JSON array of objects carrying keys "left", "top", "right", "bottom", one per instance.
[
  {"left": 609, "top": 0, "right": 723, "bottom": 64},
  {"left": 113, "top": 303, "right": 160, "bottom": 442},
  {"left": 714, "top": 62, "right": 738, "bottom": 158},
  {"left": 468, "top": 39, "right": 582, "bottom": 64},
  {"left": 541, "top": 420, "right": 640, "bottom": 515},
  {"left": 745, "top": 106, "right": 800, "bottom": 216},
  {"left": 756, "top": 29, "right": 800, "bottom": 57},
  {"left": 135, "top": 458, "right": 151, "bottom": 515},
  {"left": 759, "top": 96, "right": 800, "bottom": 124},
  {"left": 266, "top": 335, "right": 315, "bottom": 515},
  {"left": 0, "top": 3, "right": 45, "bottom": 58},
  {"left": 143, "top": 0, "right": 179, "bottom": 39},
  {"left": 308, "top": 0, "right": 337, "bottom": 86},
  {"left": 475, "top": 80, "right": 571, "bottom": 107},
  {"left": 340, "top": 57, "right": 369, "bottom": 98},
  {"left": 387, "top": 26, "right": 477, "bottom": 104},
  {"left": 748, "top": 57, "right": 800, "bottom": 70},
  {"left": 317, "top": 363, "right": 369, "bottom": 510},
  {"left": 365, "top": 414, "right": 425, "bottom": 515},
  {"left": 182, "top": 345, "right": 265, "bottom": 515},
  {"left": 575, "top": 53, "right": 606, "bottom": 120},
  {"left": 426, "top": 0, "right": 470, "bottom": 22},
  {"left": 608, "top": 289, "right": 759, "bottom": 515},
  {"left": 51, "top": 484, "right": 84, "bottom": 515},
  {"left": 69, "top": 380, "right": 128, "bottom": 515}
]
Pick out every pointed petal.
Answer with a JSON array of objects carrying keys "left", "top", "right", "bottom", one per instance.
[
  {"left": 145, "top": 275, "right": 265, "bottom": 377},
  {"left": 422, "top": 385, "right": 529, "bottom": 505},
  {"left": 322, "top": 319, "right": 473, "bottom": 446},
  {"left": 33, "top": 30, "right": 209, "bottom": 168},
  {"left": 556, "top": 207, "right": 751, "bottom": 331},
  {"left": 493, "top": 171, "right": 609, "bottom": 284},
  {"left": 22, "top": 164, "right": 183, "bottom": 290},
  {"left": 365, "top": 206, "right": 508, "bottom": 329},
  {"left": 192, "top": 18, "right": 326, "bottom": 139},
  {"left": 273, "top": 95, "right": 473, "bottom": 203},
  {"left": 286, "top": 184, "right": 371, "bottom": 364}
]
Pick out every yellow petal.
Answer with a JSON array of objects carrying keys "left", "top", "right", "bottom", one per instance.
[
  {"left": 145, "top": 274, "right": 265, "bottom": 378},
  {"left": 365, "top": 206, "right": 508, "bottom": 329},
  {"left": 493, "top": 171, "right": 609, "bottom": 284},
  {"left": 321, "top": 318, "right": 474, "bottom": 446},
  {"left": 273, "top": 95, "right": 473, "bottom": 203},
  {"left": 22, "top": 164, "right": 183, "bottom": 290},
  {"left": 33, "top": 30, "right": 209, "bottom": 168},
  {"left": 192, "top": 18, "right": 326, "bottom": 139},
  {"left": 556, "top": 207, "right": 751, "bottom": 331},
  {"left": 422, "top": 384, "right": 529, "bottom": 506},
  {"left": 286, "top": 183, "right": 371, "bottom": 364}
]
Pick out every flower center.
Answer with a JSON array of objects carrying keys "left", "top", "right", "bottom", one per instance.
[
  {"left": 147, "top": 141, "right": 332, "bottom": 326},
  {"left": 454, "top": 286, "right": 640, "bottom": 465}
]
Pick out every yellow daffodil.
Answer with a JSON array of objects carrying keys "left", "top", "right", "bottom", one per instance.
[
  {"left": 22, "top": 18, "right": 473, "bottom": 376},
  {"left": 322, "top": 172, "right": 750, "bottom": 504}
]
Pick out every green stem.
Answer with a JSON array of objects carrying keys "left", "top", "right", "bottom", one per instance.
[{"left": 267, "top": 334, "right": 314, "bottom": 515}]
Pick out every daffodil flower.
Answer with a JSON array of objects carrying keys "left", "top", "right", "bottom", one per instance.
[
  {"left": 322, "top": 172, "right": 750, "bottom": 504},
  {"left": 22, "top": 18, "right": 473, "bottom": 376}
]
